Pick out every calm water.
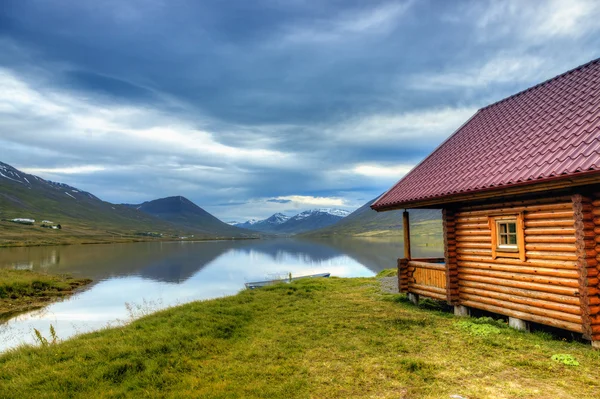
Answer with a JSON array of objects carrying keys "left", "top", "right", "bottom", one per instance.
[{"left": 0, "top": 237, "right": 442, "bottom": 352}]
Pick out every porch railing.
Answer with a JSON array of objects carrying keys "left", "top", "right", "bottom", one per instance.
[{"left": 398, "top": 258, "right": 447, "bottom": 301}]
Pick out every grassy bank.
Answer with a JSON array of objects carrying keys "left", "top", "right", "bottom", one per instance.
[
  {"left": 0, "top": 220, "right": 260, "bottom": 248},
  {"left": 0, "top": 270, "right": 91, "bottom": 320},
  {"left": 1, "top": 275, "right": 599, "bottom": 398}
]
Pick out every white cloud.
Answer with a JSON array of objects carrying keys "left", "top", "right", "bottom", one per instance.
[
  {"left": 282, "top": 2, "right": 412, "bottom": 44},
  {"left": 328, "top": 107, "right": 476, "bottom": 144},
  {"left": 21, "top": 165, "right": 107, "bottom": 175},
  {"left": 411, "top": 55, "right": 546, "bottom": 90},
  {"left": 0, "top": 68, "right": 295, "bottom": 170},
  {"left": 352, "top": 164, "right": 413, "bottom": 179},
  {"left": 271, "top": 195, "right": 347, "bottom": 207}
]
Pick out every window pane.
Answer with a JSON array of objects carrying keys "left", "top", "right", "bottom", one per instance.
[
  {"left": 499, "top": 223, "right": 507, "bottom": 234},
  {"left": 508, "top": 234, "right": 517, "bottom": 245},
  {"left": 500, "top": 234, "right": 507, "bottom": 245},
  {"left": 508, "top": 223, "right": 516, "bottom": 233}
]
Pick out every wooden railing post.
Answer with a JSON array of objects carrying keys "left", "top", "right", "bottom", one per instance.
[{"left": 403, "top": 210, "right": 411, "bottom": 260}]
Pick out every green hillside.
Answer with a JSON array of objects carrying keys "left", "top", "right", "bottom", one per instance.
[
  {"left": 0, "top": 162, "right": 256, "bottom": 247},
  {"left": 302, "top": 197, "right": 442, "bottom": 243}
]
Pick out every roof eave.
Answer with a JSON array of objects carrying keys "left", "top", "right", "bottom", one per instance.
[{"left": 371, "top": 170, "right": 600, "bottom": 212}]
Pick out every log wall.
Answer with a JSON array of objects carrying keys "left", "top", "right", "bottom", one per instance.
[
  {"left": 452, "top": 195, "right": 586, "bottom": 333},
  {"left": 591, "top": 195, "right": 600, "bottom": 342}
]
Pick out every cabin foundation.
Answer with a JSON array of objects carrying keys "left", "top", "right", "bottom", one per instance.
[
  {"left": 407, "top": 293, "right": 419, "bottom": 305},
  {"left": 592, "top": 341, "right": 600, "bottom": 350},
  {"left": 454, "top": 305, "right": 469, "bottom": 317},
  {"left": 508, "top": 317, "right": 529, "bottom": 332}
]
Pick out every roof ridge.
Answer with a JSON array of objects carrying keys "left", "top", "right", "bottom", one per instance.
[{"left": 479, "top": 57, "right": 600, "bottom": 112}]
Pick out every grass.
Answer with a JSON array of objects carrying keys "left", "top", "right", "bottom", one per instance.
[
  {"left": 1, "top": 275, "right": 599, "bottom": 398},
  {"left": 0, "top": 269, "right": 91, "bottom": 320}
]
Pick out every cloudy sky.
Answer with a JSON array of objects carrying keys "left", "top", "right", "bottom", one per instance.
[{"left": 1, "top": 0, "right": 600, "bottom": 222}]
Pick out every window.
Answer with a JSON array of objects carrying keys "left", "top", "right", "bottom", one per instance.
[
  {"left": 496, "top": 220, "right": 518, "bottom": 250},
  {"left": 489, "top": 213, "right": 525, "bottom": 261}
]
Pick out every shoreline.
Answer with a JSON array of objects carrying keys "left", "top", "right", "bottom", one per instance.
[{"left": 0, "top": 235, "right": 261, "bottom": 249}]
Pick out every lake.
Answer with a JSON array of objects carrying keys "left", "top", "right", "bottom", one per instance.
[{"left": 0, "top": 237, "right": 442, "bottom": 352}]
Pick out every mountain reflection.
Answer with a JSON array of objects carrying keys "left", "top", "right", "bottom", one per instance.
[{"left": 0, "top": 238, "right": 443, "bottom": 283}]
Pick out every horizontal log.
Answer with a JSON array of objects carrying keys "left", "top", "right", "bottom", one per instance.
[
  {"left": 525, "top": 210, "right": 574, "bottom": 220},
  {"left": 458, "top": 267, "right": 579, "bottom": 287},
  {"left": 460, "top": 295, "right": 582, "bottom": 324},
  {"left": 593, "top": 207, "right": 600, "bottom": 216},
  {"left": 595, "top": 226, "right": 600, "bottom": 235},
  {"left": 457, "top": 248, "right": 492, "bottom": 256},
  {"left": 524, "top": 219, "right": 575, "bottom": 228},
  {"left": 407, "top": 261, "right": 446, "bottom": 271},
  {"left": 525, "top": 235, "right": 576, "bottom": 243},
  {"left": 458, "top": 273, "right": 581, "bottom": 296},
  {"left": 408, "top": 287, "right": 447, "bottom": 301},
  {"left": 410, "top": 283, "right": 446, "bottom": 295},
  {"left": 455, "top": 216, "right": 488, "bottom": 224},
  {"left": 525, "top": 227, "right": 576, "bottom": 235},
  {"left": 525, "top": 251, "right": 578, "bottom": 261},
  {"left": 455, "top": 222, "right": 489, "bottom": 230},
  {"left": 460, "top": 287, "right": 582, "bottom": 315},
  {"left": 455, "top": 235, "right": 492, "bottom": 243},
  {"left": 459, "top": 280, "right": 581, "bottom": 305},
  {"left": 456, "top": 242, "right": 492, "bottom": 249},
  {"left": 592, "top": 199, "right": 600, "bottom": 207},
  {"left": 456, "top": 230, "right": 492, "bottom": 237},
  {"left": 459, "top": 300, "right": 583, "bottom": 332},
  {"left": 525, "top": 243, "right": 577, "bottom": 252},
  {"left": 457, "top": 201, "right": 572, "bottom": 216},
  {"left": 458, "top": 261, "right": 579, "bottom": 279},
  {"left": 457, "top": 254, "right": 578, "bottom": 269}
]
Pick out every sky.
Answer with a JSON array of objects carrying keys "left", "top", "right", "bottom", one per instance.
[{"left": 1, "top": 0, "right": 600, "bottom": 222}]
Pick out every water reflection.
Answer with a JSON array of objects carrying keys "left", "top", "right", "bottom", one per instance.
[{"left": 0, "top": 238, "right": 442, "bottom": 351}]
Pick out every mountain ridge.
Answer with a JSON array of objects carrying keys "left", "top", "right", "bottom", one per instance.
[
  {"left": 0, "top": 161, "right": 257, "bottom": 246},
  {"left": 234, "top": 208, "right": 350, "bottom": 235}
]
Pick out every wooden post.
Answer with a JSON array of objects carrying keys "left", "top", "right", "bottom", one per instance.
[{"left": 403, "top": 210, "right": 411, "bottom": 260}]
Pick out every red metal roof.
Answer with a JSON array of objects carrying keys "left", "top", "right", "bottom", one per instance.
[{"left": 372, "top": 58, "right": 600, "bottom": 211}]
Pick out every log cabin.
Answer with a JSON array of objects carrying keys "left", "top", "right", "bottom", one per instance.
[{"left": 371, "top": 58, "right": 600, "bottom": 348}]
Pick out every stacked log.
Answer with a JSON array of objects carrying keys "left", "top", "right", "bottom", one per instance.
[
  {"left": 454, "top": 195, "right": 584, "bottom": 333},
  {"left": 398, "top": 258, "right": 409, "bottom": 293},
  {"left": 443, "top": 208, "right": 459, "bottom": 304},
  {"left": 591, "top": 195, "right": 600, "bottom": 343}
]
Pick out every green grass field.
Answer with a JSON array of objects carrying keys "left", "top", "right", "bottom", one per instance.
[
  {"left": 1, "top": 272, "right": 598, "bottom": 398},
  {"left": 0, "top": 269, "right": 91, "bottom": 320}
]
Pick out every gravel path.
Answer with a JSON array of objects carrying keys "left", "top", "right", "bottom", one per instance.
[{"left": 378, "top": 276, "right": 399, "bottom": 294}]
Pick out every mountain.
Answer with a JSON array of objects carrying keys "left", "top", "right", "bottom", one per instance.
[
  {"left": 234, "top": 208, "right": 349, "bottom": 235},
  {"left": 0, "top": 161, "right": 256, "bottom": 246},
  {"left": 128, "top": 196, "right": 254, "bottom": 237},
  {"left": 300, "top": 197, "right": 442, "bottom": 242},
  {"left": 233, "top": 213, "right": 290, "bottom": 232}
]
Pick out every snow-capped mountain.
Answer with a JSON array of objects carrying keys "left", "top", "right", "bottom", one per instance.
[
  {"left": 290, "top": 209, "right": 350, "bottom": 220},
  {"left": 234, "top": 213, "right": 290, "bottom": 232},
  {"left": 235, "top": 209, "right": 349, "bottom": 235},
  {"left": 0, "top": 161, "right": 100, "bottom": 202}
]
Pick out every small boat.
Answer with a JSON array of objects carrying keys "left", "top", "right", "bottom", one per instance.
[{"left": 244, "top": 272, "right": 331, "bottom": 289}]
